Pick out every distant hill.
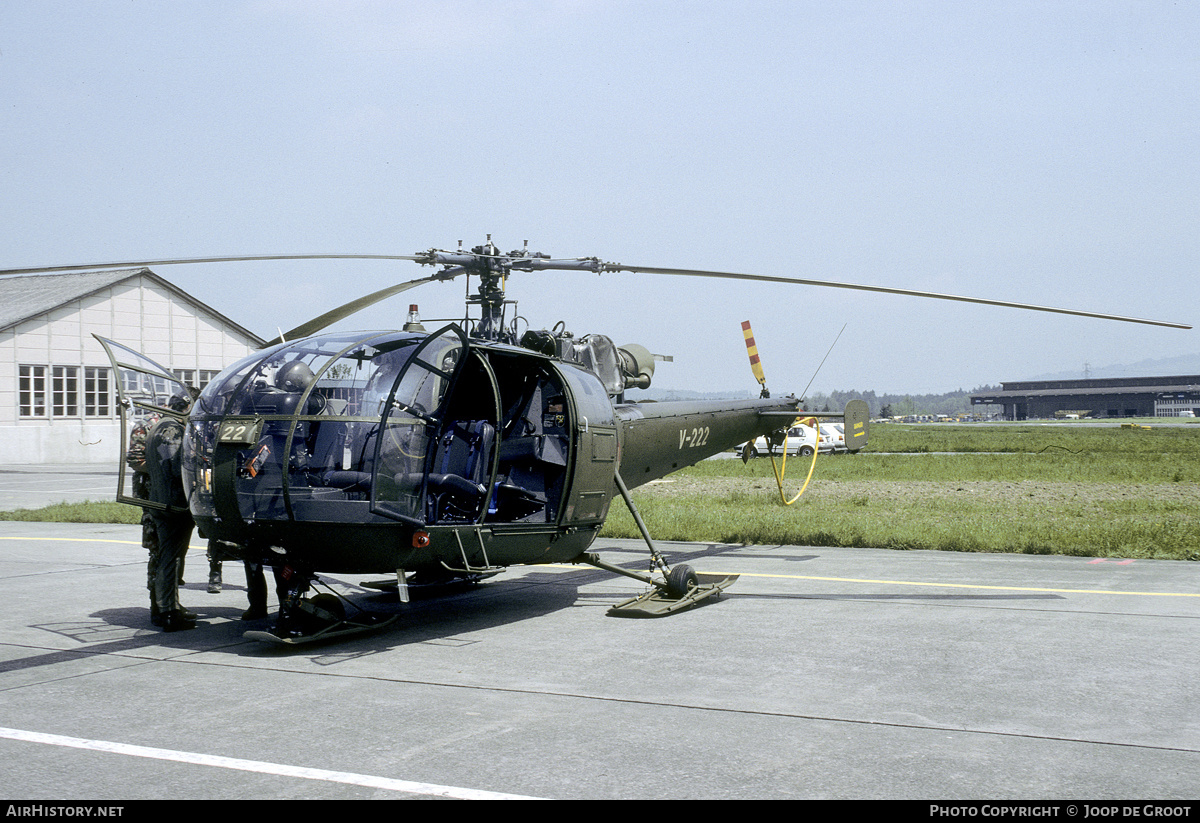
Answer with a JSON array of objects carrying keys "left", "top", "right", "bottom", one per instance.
[{"left": 799, "top": 387, "right": 999, "bottom": 418}]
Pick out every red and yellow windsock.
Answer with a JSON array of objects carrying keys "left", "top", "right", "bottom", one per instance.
[{"left": 741, "top": 320, "right": 767, "bottom": 388}]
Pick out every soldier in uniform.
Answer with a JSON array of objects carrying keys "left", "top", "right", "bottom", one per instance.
[
  {"left": 206, "top": 538, "right": 270, "bottom": 620},
  {"left": 126, "top": 411, "right": 169, "bottom": 625},
  {"left": 144, "top": 394, "right": 197, "bottom": 632}
]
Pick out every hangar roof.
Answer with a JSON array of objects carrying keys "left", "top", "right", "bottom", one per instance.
[
  {"left": 0, "top": 268, "right": 265, "bottom": 345},
  {"left": 974, "top": 383, "right": 1200, "bottom": 400}
]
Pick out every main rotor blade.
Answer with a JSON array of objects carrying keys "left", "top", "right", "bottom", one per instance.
[
  {"left": 262, "top": 273, "right": 449, "bottom": 347},
  {"left": 603, "top": 264, "right": 1192, "bottom": 330},
  {"left": 0, "top": 254, "right": 425, "bottom": 277}
]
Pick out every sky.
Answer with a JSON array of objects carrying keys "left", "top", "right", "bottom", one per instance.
[{"left": 1, "top": 1, "right": 1196, "bottom": 398}]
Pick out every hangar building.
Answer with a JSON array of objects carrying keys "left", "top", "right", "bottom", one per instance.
[
  {"left": 971, "top": 376, "right": 1200, "bottom": 420},
  {"left": 1, "top": 269, "right": 265, "bottom": 463}
]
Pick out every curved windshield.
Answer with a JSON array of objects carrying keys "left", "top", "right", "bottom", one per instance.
[
  {"left": 372, "top": 327, "right": 469, "bottom": 524},
  {"left": 185, "top": 331, "right": 427, "bottom": 524}
]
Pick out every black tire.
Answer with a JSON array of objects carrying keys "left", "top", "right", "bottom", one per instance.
[
  {"left": 799, "top": 445, "right": 814, "bottom": 456},
  {"left": 665, "top": 564, "right": 698, "bottom": 599},
  {"left": 299, "top": 593, "right": 345, "bottom": 631},
  {"left": 746, "top": 445, "right": 759, "bottom": 459}
]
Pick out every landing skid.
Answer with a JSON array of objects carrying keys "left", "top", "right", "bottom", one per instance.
[
  {"left": 575, "top": 472, "right": 740, "bottom": 618},
  {"left": 360, "top": 570, "right": 500, "bottom": 595},
  {"left": 244, "top": 613, "right": 399, "bottom": 646},
  {"left": 243, "top": 583, "right": 399, "bottom": 646},
  {"left": 607, "top": 572, "right": 739, "bottom": 618}
]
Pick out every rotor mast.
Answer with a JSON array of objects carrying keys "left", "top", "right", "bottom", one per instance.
[
  {"left": 468, "top": 237, "right": 514, "bottom": 341},
  {"left": 417, "top": 236, "right": 604, "bottom": 342}
]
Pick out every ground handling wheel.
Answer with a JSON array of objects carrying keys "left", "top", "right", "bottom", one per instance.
[
  {"left": 665, "top": 564, "right": 699, "bottom": 599},
  {"left": 295, "top": 593, "right": 345, "bottom": 634}
]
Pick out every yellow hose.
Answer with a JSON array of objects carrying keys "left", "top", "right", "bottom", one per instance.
[{"left": 769, "top": 416, "right": 819, "bottom": 505}]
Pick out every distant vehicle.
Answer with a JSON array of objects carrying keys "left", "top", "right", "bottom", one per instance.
[
  {"left": 736, "top": 424, "right": 823, "bottom": 458},
  {"left": 820, "top": 423, "right": 847, "bottom": 454},
  {"left": 831, "top": 421, "right": 869, "bottom": 453}
]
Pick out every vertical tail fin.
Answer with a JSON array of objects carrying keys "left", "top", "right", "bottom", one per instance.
[{"left": 843, "top": 399, "right": 869, "bottom": 452}]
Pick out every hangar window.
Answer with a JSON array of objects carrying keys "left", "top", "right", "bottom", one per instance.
[
  {"left": 19, "top": 365, "right": 46, "bottom": 417},
  {"left": 19, "top": 365, "right": 115, "bottom": 419},
  {"left": 52, "top": 366, "right": 79, "bottom": 417},
  {"left": 173, "top": 368, "right": 221, "bottom": 390},
  {"left": 84, "top": 367, "right": 112, "bottom": 417}
]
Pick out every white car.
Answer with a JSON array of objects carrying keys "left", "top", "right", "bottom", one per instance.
[
  {"left": 821, "top": 423, "right": 846, "bottom": 453},
  {"left": 736, "top": 424, "right": 825, "bottom": 458}
]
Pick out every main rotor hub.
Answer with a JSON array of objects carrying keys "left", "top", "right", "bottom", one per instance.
[{"left": 417, "top": 238, "right": 594, "bottom": 343}]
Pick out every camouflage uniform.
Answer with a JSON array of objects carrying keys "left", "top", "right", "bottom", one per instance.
[
  {"left": 126, "top": 415, "right": 163, "bottom": 622},
  {"left": 144, "top": 416, "right": 196, "bottom": 631}
]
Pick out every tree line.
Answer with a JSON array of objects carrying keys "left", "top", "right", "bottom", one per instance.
[
  {"left": 802, "top": 386, "right": 1001, "bottom": 418},
  {"left": 633, "top": 385, "right": 1002, "bottom": 417}
]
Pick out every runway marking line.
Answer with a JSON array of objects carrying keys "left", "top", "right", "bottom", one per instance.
[
  {"left": 0, "top": 537, "right": 205, "bottom": 549},
  {"left": 552, "top": 564, "right": 1200, "bottom": 599},
  {"left": 725, "top": 572, "right": 1200, "bottom": 598},
  {"left": 0, "top": 726, "right": 541, "bottom": 800},
  {"left": 6, "top": 537, "right": 1196, "bottom": 599}
]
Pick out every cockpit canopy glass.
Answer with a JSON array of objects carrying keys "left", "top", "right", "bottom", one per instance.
[
  {"left": 194, "top": 332, "right": 425, "bottom": 420},
  {"left": 186, "top": 331, "right": 432, "bottom": 524}
]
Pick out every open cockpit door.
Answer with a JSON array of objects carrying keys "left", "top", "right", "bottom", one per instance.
[
  {"left": 369, "top": 325, "right": 473, "bottom": 525},
  {"left": 93, "top": 335, "right": 197, "bottom": 509}
]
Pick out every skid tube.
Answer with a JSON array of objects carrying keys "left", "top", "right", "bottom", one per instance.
[{"left": 572, "top": 473, "right": 738, "bottom": 617}]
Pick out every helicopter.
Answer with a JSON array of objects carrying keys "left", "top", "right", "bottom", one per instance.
[{"left": 4, "top": 239, "right": 1190, "bottom": 642}]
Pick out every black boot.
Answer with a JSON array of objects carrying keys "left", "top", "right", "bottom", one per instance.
[
  {"left": 161, "top": 610, "right": 196, "bottom": 632},
  {"left": 242, "top": 561, "right": 268, "bottom": 620}
]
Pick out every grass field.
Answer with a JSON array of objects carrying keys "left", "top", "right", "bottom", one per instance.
[
  {"left": 600, "top": 423, "right": 1200, "bottom": 560},
  {"left": 4, "top": 423, "right": 1197, "bottom": 560},
  {"left": 0, "top": 500, "right": 141, "bottom": 525}
]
